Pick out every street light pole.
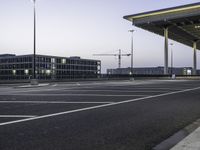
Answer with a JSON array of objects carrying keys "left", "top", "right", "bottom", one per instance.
[
  {"left": 33, "top": 0, "right": 36, "bottom": 79},
  {"left": 129, "top": 30, "right": 134, "bottom": 75}
]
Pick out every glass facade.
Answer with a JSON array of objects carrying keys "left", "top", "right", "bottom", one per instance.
[{"left": 0, "top": 54, "right": 101, "bottom": 80}]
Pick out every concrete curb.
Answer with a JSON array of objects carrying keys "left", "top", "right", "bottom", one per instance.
[
  {"left": 170, "top": 126, "right": 200, "bottom": 150},
  {"left": 153, "top": 119, "right": 200, "bottom": 150}
]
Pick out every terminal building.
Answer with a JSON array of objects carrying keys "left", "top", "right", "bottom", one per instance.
[
  {"left": 124, "top": 2, "right": 200, "bottom": 75},
  {"left": 0, "top": 54, "right": 101, "bottom": 80},
  {"left": 107, "top": 67, "right": 199, "bottom": 75}
]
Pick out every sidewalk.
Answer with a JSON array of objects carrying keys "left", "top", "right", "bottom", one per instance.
[{"left": 171, "top": 126, "right": 200, "bottom": 150}]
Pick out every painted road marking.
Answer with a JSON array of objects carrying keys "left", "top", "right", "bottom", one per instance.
[
  {"left": 0, "top": 101, "right": 114, "bottom": 104},
  {"left": 4, "top": 80, "right": 190, "bottom": 94},
  {"left": 17, "top": 83, "right": 49, "bottom": 88},
  {"left": 0, "top": 115, "right": 36, "bottom": 118},
  {"left": 0, "top": 94, "right": 149, "bottom": 97},
  {"left": 68, "top": 85, "right": 191, "bottom": 91},
  {"left": 5, "top": 87, "right": 182, "bottom": 95},
  {"left": 0, "top": 86, "right": 200, "bottom": 126},
  {"left": 52, "top": 84, "right": 57, "bottom": 87},
  {"left": 59, "top": 89, "right": 171, "bottom": 93},
  {"left": 65, "top": 88, "right": 182, "bottom": 90}
]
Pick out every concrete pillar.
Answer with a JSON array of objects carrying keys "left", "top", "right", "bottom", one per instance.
[
  {"left": 164, "top": 27, "right": 168, "bottom": 75},
  {"left": 193, "top": 42, "right": 197, "bottom": 75}
]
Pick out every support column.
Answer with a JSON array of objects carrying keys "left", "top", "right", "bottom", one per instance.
[
  {"left": 164, "top": 27, "right": 169, "bottom": 75},
  {"left": 193, "top": 42, "right": 197, "bottom": 75}
]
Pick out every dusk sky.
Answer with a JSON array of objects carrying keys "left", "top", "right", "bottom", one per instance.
[{"left": 0, "top": 0, "right": 200, "bottom": 72}]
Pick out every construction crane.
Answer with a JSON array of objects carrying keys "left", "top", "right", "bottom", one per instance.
[{"left": 93, "top": 49, "right": 131, "bottom": 68}]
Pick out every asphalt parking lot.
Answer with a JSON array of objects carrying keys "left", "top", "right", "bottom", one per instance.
[{"left": 0, "top": 79, "right": 200, "bottom": 150}]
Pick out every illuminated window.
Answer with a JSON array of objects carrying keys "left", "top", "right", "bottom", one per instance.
[
  {"left": 61, "top": 59, "right": 66, "bottom": 64},
  {"left": 46, "top": 70, "right": 51, "bottom": 75},
  {"left": 52, "top": 64, "right": 56, "bottom": 69},
  {"left": 187, "top": 69, "right": 192, "bottom": 75},
  {"left": 195, "top": 25, "right": 200, "bottom": 29},
  {"left": 12, "top": 70, "right": 16, "bottom": 75},
  {"left": 24, "top": 69, "right": 29, "bottom": 75},
  {"left": 51, "top": 58, "right": 55, "bottom": 63}
]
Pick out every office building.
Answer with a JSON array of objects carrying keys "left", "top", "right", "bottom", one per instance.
[
  {"left": 0, "top": 54, "right": 101, "bottom": 80},
  {"left": 107, "top": 67, "right": 198, "bottom": 75}
]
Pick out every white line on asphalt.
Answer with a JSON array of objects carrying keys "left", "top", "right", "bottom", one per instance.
[
  {"left": 6, "top": 80, "right": 165, "bottom": 94},
  {"left": 0, "top": 86, "right": 200, "bottom": 126},
  {"left": 120, "top": 87, "right": 182, "bottom": 90},
  {"left": 52, "top": 84, "right": 57, "bottom": 87},
  {"left": 1, "top": 87, "right": 181, "bottom": 95},
  {"left": 0, "top": 101, "right": 114, "bottom": 104},
  {"left": 57, "top": 89, "right": 169, "bottom": 93},
  {"left": 0, "top": 115, "right": 36, "bottom": 118},
  {"left": 0, "top": 94, "right": 149, "bottom": 97},
  {"left": 57, "top": 87, "right": 183, "bottom": 91},
  {"left": 17, "top": 84, "right": 49, "bottom": 88},
  {"left": 5, "top": 80, "right": 189, "bottom": 94}
]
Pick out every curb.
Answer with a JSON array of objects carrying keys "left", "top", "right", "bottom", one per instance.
[
  {"left": 153, "top": 119, "right": 200, "bottom": 150},
  {"left": 170, "top": 125, "right": 200, "bottom": 149}
]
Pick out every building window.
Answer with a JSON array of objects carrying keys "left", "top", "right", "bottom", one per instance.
[
  {"left": 24, "top": 69, "right": 29, "bottom": 75},
  {"left": 51, "top": 58, "right": 55, "bottom": 63},
  {"left": 46, "top": 70, "right": 51, "bottom": 75},
  {"left": 61, "top": 59, "right": 66, "bottom": 64},
  {"left": 12, "top": 70, "right": 16, "bottom": 75}
]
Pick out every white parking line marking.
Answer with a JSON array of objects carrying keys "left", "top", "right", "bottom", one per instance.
[
  {"left": 0, "top": 115, "right": 36, "bottom": 118},
  {"left": 0, "top": 94, "right": 149, "bottom": 97},
  {"left": 6, "top": 88, "right": 171, "bottom": 94},
  {"left": 0, "top": 87, "right": 181, "bottom": 96},
  {"left": 58, "top": 89, "right": 169, "bottom": 93},
  {"left": 0, "top": 101, "right": 114, "bottom": 104},
  {"left": 4, "top": 81, "right": 190, "bottom": 95},
  {"left": 0, "top": 86, "right": 199, "bottom": 126},
  {"left": 17, "top": 84, "right": 49, "bottom": 88},
  {"left": 121, "top": 88, "right": 182, "bottom": 90},
  {"left": 52, "top": 84, "right": 57, "bottom": 87}
]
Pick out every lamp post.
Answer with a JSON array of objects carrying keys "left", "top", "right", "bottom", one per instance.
[
  {"left": 129, "top": 30, "right": 134, "bottom": 75},
  {"left": 32, "top": 0, "right": 36, "bottom": 79},
  {"left": 30, "top": 0, "right": 38, "bottom": 85},
  {"left": 170, "top": 43, "right": 174, "bottom": 75}
]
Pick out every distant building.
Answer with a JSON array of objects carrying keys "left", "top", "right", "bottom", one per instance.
[
  {"left": 107, "top": 67, "right": 198, "bottom": 75},
  {"left": 0, "top": 54, "right": 101, "bottom": 80}
]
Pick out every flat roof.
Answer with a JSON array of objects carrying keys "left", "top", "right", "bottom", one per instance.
[
  {"left": 124, "top": 2, "right": 200, "bottom": 50},
  {"left": 0, "top": 54, "right": 100, "bottom": 62}
]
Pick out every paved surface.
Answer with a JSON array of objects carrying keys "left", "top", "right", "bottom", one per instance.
[
  {"left": 171, "top": 125, "right": 200, "bottom": 150},
  {"left": 0, "top": 80, "right": 200, "bottom": 150}
]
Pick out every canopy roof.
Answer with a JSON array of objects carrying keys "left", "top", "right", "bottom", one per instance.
[{"left": 123, "top": 2, "right": 200, "bottom": 50}]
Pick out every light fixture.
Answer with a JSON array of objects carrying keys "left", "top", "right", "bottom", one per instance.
[
  {"left": 46, "top": 70, "right": 51, "bottom": 75},
  {"left": 195, "top": 25, "right": 200, "bottom": 29},
  {"left": 24, "top": 69, "right": 29, "bottom": 75},
  {"left": 12, "top": 70, "right": 16, "bottom": 75}
]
